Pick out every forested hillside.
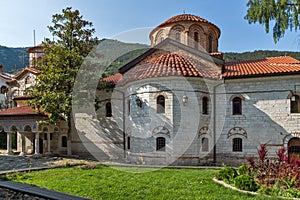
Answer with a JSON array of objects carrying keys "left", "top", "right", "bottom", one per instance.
[
  {"left": 224, "top": 50, "right": 300, "bottom": 62},
  {"left": 1, "top": 40, "right": 299, "bottom": 75},
  {"left": 98, "top": 39, "right": 149, "bottom": 78},
  {"left": 0, "top": 46, "right": 29, "bottom": 72}
]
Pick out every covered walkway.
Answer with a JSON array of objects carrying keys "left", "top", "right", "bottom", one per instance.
[{"left": 0, "top": 105, "right": 68, "bottom": 157}]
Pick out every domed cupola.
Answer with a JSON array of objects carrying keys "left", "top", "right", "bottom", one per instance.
[{"left": 149, "top": 14, "right": 221, "bottom": 53}]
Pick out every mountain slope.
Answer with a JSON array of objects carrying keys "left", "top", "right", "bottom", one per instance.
[
  {"left": 0, "top": 46, "right": 29, "bottom": 72},
  {"left": 224, "top": 50, "right": 300, "bottom": 62},
  {"left": 1, "top": 40, "right": 300, "bottom": 75}
]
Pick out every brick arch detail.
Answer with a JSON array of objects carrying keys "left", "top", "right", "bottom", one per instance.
[{"left": 227, "top": 127, "right": 247, "bottom": 138}]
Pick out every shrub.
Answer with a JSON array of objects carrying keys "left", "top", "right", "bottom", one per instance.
[
  {"left": 244, "top": 144, "right": 300, "bottom": 198},
  {"left": 234, "top": 174, "right": 258, "bottom": 192},
  {"left": 257, "top": 184, "right": 277, "bottom": 196},
  {"left": 237, "top": 165, "right": 251, "bottom": 176},
  {"left": 217, "top": 166, "right": 237, "bottom": 184}
]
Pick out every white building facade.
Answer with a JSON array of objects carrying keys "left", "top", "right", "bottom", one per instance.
[{"left": 83, "top": 14, "right": 300, "bottom": 166}]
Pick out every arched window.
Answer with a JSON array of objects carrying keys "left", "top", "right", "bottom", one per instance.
[
  {"left": 208, "top": 34, "right": 213, "bottom": 53},
  {"left": 170, "top": 26, "right": 183, "bottom": 43},
  {"left": 157, "top": 95, "right": 165, "bottom": 113},
  {"left": 106, "top": 102, "right": 112, "bottom": 117},
  {"left": 25, "top": 76, "right": 30, "bottom": 85},
  {"left": 194, "top": 32, "right": 199, "bottom": 49},
  {"left": 288, "top": 138, "right": 300, "bottom": 160},
  {"left": 291, "top": 94, "right": 300, "bottom": 113},
  {"left": 202, "top": 137, "right": 209, "bottom": 152},
  {"left": 232, "top": 138, "right": 242, "bottom": 152},
  {"left": 175, "top": 32, "right": 180, "bottom": 42},
  {"left": 24, "top": 125, "right": 32, "bottom": 132},
  {"left": 54, "top": 127, "right": 59, "bottom": 133},
  {"left": 155, "top": 30, "right": 164, "bottom": 44},
  {"left": 61, "top": 136, "right": 67, "bottom": 147},
  {"left": 156, "top": 137, "right": 166, "bottom": 151},
  {"left": 202, "top": 97, "right": 209, "bottom": 115},
  {"left": 232, "top": 97, "right": 242, "bottom": 115}
]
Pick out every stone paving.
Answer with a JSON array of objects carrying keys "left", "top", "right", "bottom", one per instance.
[
  {"left": 0, "top": 149, "right": 97, "bottom": 172},
  {"left": 0, "top": 155, "right": 89, "bottom": 172}
]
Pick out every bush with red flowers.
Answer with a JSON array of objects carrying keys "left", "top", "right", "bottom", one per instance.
[{"left": 217, "top": 143, "right": 300, "bottom": 198}]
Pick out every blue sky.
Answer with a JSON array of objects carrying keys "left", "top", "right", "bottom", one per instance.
[{"left": 1, "top": 0, "right": 300, "bottom": 52}]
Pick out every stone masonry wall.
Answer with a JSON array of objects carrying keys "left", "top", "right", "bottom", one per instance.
[{"left": 216, "top": 75, "right": 300, "bottom": 166}]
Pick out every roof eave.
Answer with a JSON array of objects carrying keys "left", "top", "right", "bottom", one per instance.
[{"left": 224, "top": 71, "right": 300, "bottom": 80}]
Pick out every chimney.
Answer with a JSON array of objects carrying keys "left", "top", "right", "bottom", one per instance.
[{"left": 0, "top": 64, "right": 3, "bottom": 73}]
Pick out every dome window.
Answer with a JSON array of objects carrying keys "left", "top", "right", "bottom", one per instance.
[{"left": 194, "top": 32, "right": 199, "bottom": 49}]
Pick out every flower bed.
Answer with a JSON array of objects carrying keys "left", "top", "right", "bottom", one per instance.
[{"left": 216, "top": 144, "right": 300, "bottom": 198}]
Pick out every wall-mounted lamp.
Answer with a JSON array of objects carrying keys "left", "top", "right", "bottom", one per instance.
[
  {"left": 182, "top": 95, "right": 188, "bottom": 106},
  {"left": 136, "top": 97, "right": 143, "bottom": 108},
  {"left": 291, "top": 95, "right": 296, "bottom": 101}
]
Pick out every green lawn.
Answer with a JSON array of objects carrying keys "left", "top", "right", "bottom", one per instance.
[{"left": 6, "top": 165, "right": 277, "bottom": 200}]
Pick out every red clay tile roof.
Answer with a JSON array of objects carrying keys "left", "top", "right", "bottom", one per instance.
[
  {"left": 158, "top": 14, "right": 217, "bottom": 28},
  {"left": 14, "top": 67, "right": 40, "bottom": 80},
  {"left": 119, "top": 53, "right": 221, "bottom": 84},
  {"left": 103, "top": 73, "right": 122, "bottom": 84},
  {"left": 224, "top": 56, "right": 300, "bottom": 78},
  {"left": 0, "top": 73, "right": 14, "bottom": 81},
  {"left": 0, "top": 105, "right": 40, "bottom": 116},
  {"left": 110, "top": 56, "right": 300, "bottom": 85},
  {"left": 150, "top": 14, "right": 221, "bottom": 37}
]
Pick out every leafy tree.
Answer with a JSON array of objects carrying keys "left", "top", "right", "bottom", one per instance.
[
  {"left": 28, "top": 7, "right": 98, "bottom": 155},
  {"left": 245, "top": 0, "right": 300, "bottom": 42}
]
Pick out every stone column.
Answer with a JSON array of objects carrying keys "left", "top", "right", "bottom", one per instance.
[
  {"left": 6, "top": 132, "right": 12, "bottom": 155},
  {"left": 19, "top": 132, "right": 25, "bottom": 156},
  {"left": 34, "top": 132, "right": 40, "bottom": 156},
  {"left": 45, "top": 132, "right": 51, "bottom": 155}
]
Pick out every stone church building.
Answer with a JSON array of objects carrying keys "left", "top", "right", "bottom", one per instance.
[
  {"left": 0, "top": 13, "right": 299, "bottom": 166},
  {"left": 85, "top": 14, "right": 300, "bottom": 166}
]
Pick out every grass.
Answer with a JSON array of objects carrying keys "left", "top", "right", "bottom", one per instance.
[{"left": 6, "top": 165, "right": 278, "bottom": 200}]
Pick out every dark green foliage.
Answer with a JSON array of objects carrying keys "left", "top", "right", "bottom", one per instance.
[
  {"left": 0, "top": 46, "right": 29, "bottom": 72},
  {"left": 224, "top": 50, "right": 300, "bottom": 62},
  {"left": 245, "top": 0, "right": 300, "bottom": 42},
  {"left": 234, "top": 174, "right": 258, "bottom": 191},
  {"left": 217, "top": 166, "right": 238, "bottom": 183}
]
